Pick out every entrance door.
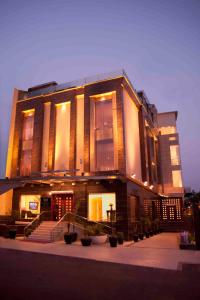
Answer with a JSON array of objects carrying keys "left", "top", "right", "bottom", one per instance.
[
  {"left": 52, "top": 194, "right": 73, "bottom": 220},
  {"left": 166, "top": 205, "right": 176, "bottom": 220}
]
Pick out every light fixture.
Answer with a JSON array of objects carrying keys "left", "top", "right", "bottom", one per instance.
[
  {"left": 144, "top": 181, "right": 148, "bottom": 186},
  {"left": 131, "top": 174, "right": 136, "bottom": 179},
  {"left": 150, "top": 185, "right": 154, "bottom": 189},
  {"left": 72, "top": 182, "right": 76, "bottom": 186}
]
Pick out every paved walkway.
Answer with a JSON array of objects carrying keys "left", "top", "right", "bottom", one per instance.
[
  {"left": 0, "top": 233, "right": 200, "bottom": 270},
  {"left": 1, "top": 248, "right": 199, "bottom": 300}
]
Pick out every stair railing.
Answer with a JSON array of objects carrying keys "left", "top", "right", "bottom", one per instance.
[
  {"left": 50, "top": 212, "right": 112, "bottom": 241},
  {"left": 24, "top": 211, "right": 50, "bottom": 238}
]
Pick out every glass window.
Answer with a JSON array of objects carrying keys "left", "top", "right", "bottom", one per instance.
[
  {"left": 159, "top": 126, "right": 176, "bottom": 135},
  {"left": 20, "top": 112, "right": 34, "bottom": 176},
  {"left": 172, "top": 170, "right": 182, "bottom": 187},
  {"left": 88, "top": 193, "right": 116, "bottom": 222},
  {"left": 20, "top": 195, "right": 40, "bottom": 218},
  {"left": 169, "top": 136, "right": 176, "bottom": 141},
  {"left": 170, "top": 145, "right": 180, "bottom": 165},
  {"left": 95, "top": 100, "right": 114, "bottom": 171}
]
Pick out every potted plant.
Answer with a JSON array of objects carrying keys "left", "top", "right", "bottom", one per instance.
[
  {"left": 71, "top": 199, "right": 81, "bottom": 242},
  {"left": 64, "top": 223, "right": 74, "bottom": 244},
  {"left": 81, "top": 225, "right": 92, "bottom": 246},
  {"left": 117, "top": 232, "right": 124, "bottom": 245},
  {"left": 138, "top": 219, "right": 144, "bottom": 240},
  {"left": 109, "top": 234, "right": 118, "bottom": 247},
  {"left": 143, "top": 216, "right": 151, "bottom": 238},
  {"left": 154, "top": 218, "right": 160, "bottom": 234},
  {"left": 88, "top": 224, "right": 107, "bottom": 245},
  {"left": 8, "top": 226, "right": 17, "bottom": 239},
  {"left": 133, "top": 221, "right": 139, "bottom": 242}
]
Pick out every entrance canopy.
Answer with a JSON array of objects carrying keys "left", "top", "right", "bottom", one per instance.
[{"left": 0, "top": 181, "right": 25, "bottom": 195}]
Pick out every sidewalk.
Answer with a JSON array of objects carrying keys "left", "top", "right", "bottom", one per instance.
[{"left": 0, "top": 233, "right": 200, "bottom": 270}]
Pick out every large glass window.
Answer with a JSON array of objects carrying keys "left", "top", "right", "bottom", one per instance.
[
  {"left": 20, "top": 195, "right": 40, "bottom": 218},
  {"left": 54, "top": 102, "right": 70, "bottom": 171},
  {"left": 20, "top": 111, "right": 34, "bottom": 176},
  {"left": 95, "top": 100, "right": 114, "bottom": 171},
  {"left": 172, "top": 170, "right": 183, "bottom": 187},
  {"left": 159, "top": 126, "right": 176, "bottom": 135},
  {"left": 170, "top": 145, "right": 180, "bottom": 165},
  {"left": 88, "top": 193, "right": 116, "bottom": 222}
]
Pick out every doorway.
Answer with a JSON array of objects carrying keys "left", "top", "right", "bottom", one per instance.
[{"left": 52, "top": 193, "right": 74, "bottom": 221}]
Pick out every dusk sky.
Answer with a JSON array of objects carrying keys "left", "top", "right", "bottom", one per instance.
[{"left": 0, "top": 0, "right": 199, "bottom": 190}]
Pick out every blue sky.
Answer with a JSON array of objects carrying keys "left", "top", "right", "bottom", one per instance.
[{"left": 0, "top": 0, "right": 199, "bottom": 190}]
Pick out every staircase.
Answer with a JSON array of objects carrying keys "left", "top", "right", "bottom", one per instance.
[
  {"left": 26, "top": 221, "right": 57, "bottom": 242},
  {"left": 25, "top": 212, "right": 112, "bottom": 243}
]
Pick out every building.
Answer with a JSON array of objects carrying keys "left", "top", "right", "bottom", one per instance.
[{"left": 0, "top": 70, "right": 184, "bottom": 238}]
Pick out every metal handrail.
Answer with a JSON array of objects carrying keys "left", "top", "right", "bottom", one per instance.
[
  {"left": 24, "top": 211, "right": 47, "bottom": 237},
  {"left": 50, "top": 212, "right": 112, "bottom": 241}
]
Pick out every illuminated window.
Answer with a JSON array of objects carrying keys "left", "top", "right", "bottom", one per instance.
[
  {"left": 95, "top": 99, "right": 114, "bottom": 171},
  {"left": 170, "top": 145, "right": 180, "bottom": 165},
  {"left": 88, "top": 193, "right": 116, "bottom": 222},
  {"left": 54, "top": 102, "right": 70, "bottom": 171},
  {"left": 159, "top": 126, "right": 176, "bottom": 135},
  {"left": 20, "top": 195, "right": 40, "bottom": 218},
  {"left": 169, "top": 136, "right": 176, "bottom": 141},
  {"left": 172, "top": 170, "right": 182, "bottom": 187},
  {"left": 20, "top": 111, "right": 34, "bottom": 176}
]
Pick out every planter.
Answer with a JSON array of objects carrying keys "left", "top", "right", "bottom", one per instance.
[
  {"left": 71, "top": 232, "right": 78, "bottom": 242},
  {"left": 139, "top": 233, "right": 144, "bottom": 240},
  {"left": 117, "top": 237, "right": 124, "bottom": 245},
  {"left": 81, "top": 238, "right": 92, "bottom": 246},
  {"left": 149, "top": 231, "right": 154, "bottom": 237},
  {"left": 180, "top": 243, "right": 196, "bottom": 250},
  {"left": 9, "top": 230, "right": 17, "bottom": 239},
  {"left": 145, "top": 232, "right": 150, "bottom": 238},
  {"left": 64, "top": 233, "right": 73, "bottom": 244},
  {"left": 91, "top": 235, "right": 107, "bottom": 245},
  {"left": 109, "top": 236, "right": 118, "bottom": 247},
  {"left": 133, "top": 234, "right": 139, "bottom": 242}
]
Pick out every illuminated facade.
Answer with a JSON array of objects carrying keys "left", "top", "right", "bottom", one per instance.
[{"left": 0, "top": 70, "right": 184, "bottom": 237}]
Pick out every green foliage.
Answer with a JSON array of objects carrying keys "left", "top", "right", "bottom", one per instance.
[
  {"left": 116, "top": 232, "right": 124, "bottom": 239},
  {"left": 87, "top": 224, "right": 104, "bottom": 236}
]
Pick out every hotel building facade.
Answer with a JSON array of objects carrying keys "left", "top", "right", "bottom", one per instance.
[{"left": 0, "top": 70, "right": 184, "bottom": 238}]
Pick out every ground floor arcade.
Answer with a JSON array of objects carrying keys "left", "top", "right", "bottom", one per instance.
[{"left": 0, "top": 176, "right": 183, "bottom": 239}]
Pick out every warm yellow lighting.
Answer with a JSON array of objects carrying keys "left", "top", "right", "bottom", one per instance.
[
  {"left": 131, "top": 174, "right": 136, "bottom": 179},
  {"left": 23, "top": 109, "right": 35, "bottom": 115},
  {"left": 100, "top": 97, "right": 106, "bottom": 101},
  {"left": 50, "top": 191, "right": 73, "bottom": 194},
  {"left": 172, "top": 170, "right": 183, "bottom": 187},
  {"left": 150, "top": 185, "right": 154, "bottom": 189},
  {"left": 144, "top": 181, "right": 148, "bottom": 186},
  {"left": 159, "top": 126, "right": 176, "bottom": 135},
  {"left": 88, "top": 193, "right": 116, "bottom": 222}
]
